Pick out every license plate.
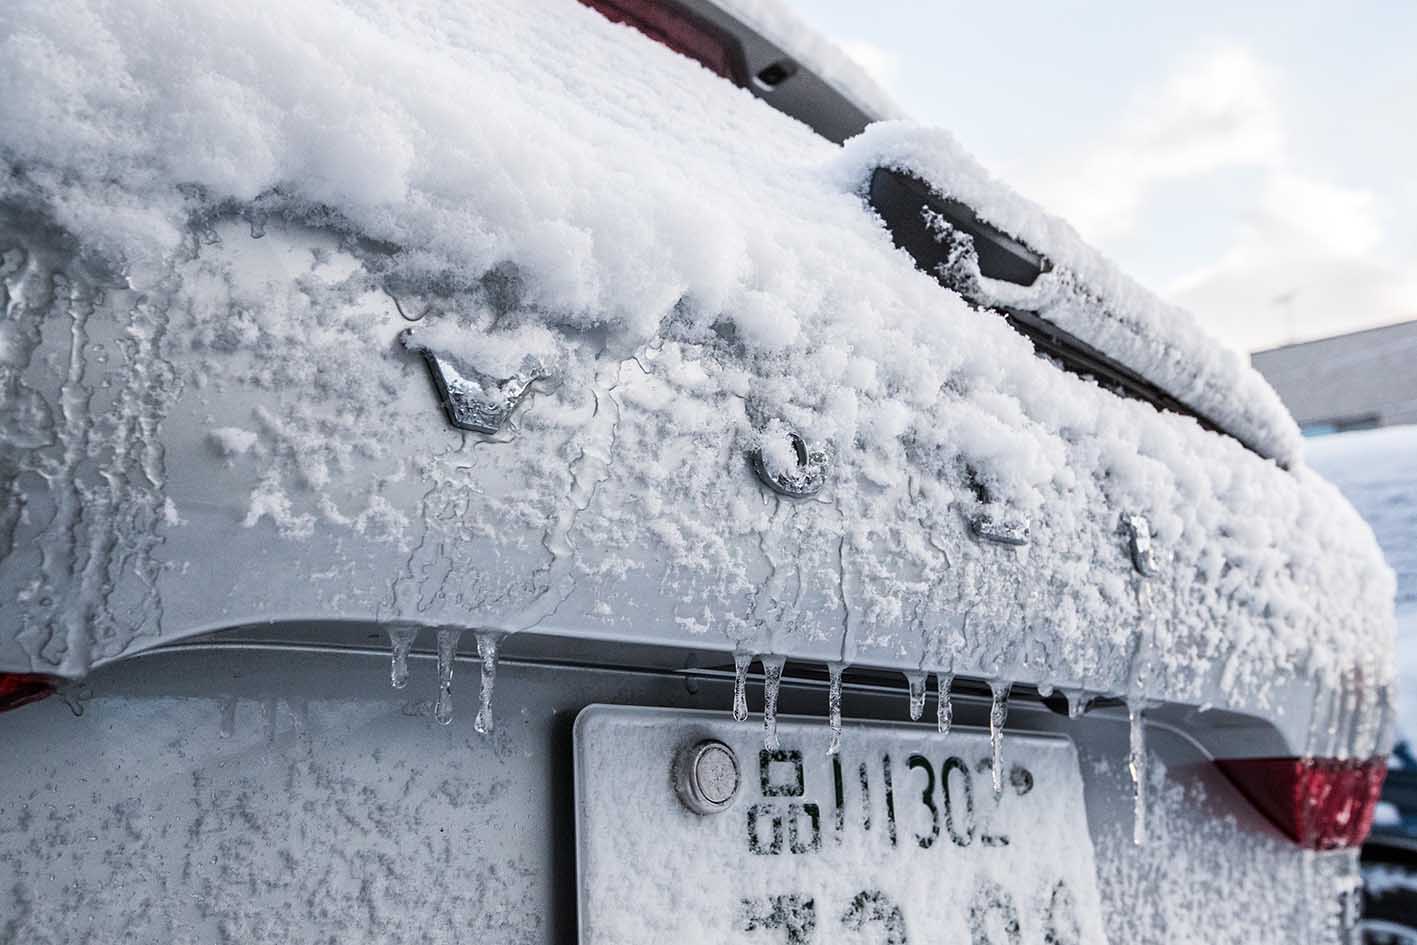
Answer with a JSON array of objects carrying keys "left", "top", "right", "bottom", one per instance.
[{"left": 574, "top": 705, "right": 1108, "bottom": 945}]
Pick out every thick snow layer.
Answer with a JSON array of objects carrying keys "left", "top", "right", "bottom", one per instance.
[
  {"left": 1307, "top": 425, "right": 1417, "bottom": 734},
  {"left": 0, "top": 0, "right": 1393, "bottom": 735},
  {"left": 833, "top": 123, "right": 1304, "bottom": 466}
]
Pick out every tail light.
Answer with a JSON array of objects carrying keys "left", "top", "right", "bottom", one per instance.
[
  {"left": 1219, "top": 757, "right": 1387, "bottom": 850},
  {"left": 577, "top": 0, "right": 745, "bottom": 84},
  {"left": 0, "top": 673, "right": 58, "bottom": 713}
]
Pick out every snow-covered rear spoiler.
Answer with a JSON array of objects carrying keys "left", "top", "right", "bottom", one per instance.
[
  {"left": 865, "top": 167, "right": 1275, "bottom": 461},
  {"left": 837, "top": 124, "right": 1303, "bottom": 467}
]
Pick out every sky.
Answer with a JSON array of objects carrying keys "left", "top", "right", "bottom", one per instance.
[{"left": 790, "top": 0, "right": 1417, "bottom": 354}]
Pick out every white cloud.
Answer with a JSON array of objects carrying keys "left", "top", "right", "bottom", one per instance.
[
  {"left": 836, "top": 39, "right": 902, "bottom": 92},
  {"left": 1030, "top": 45, "right": 1283, "bottom": 241},
  {"left": 1165, "top": 169, "right": 1410, "bottom": 350},
  {"left": 1018, "top": 43, "right": 1411, "bottom": 352}
]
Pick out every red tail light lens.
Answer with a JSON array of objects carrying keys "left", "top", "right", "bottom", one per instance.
[
  {"left": 1218, "top": 757, "right": 1387, "bottom": 850},
  {"left": 0, "top": 673, "right": 58, "bottom": 713},
  {"left": 578, "top": 0, "right": 744, "bottom": 84}
]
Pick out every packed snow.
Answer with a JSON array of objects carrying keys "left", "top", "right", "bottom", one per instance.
[{"left": 0, "top": 0, "right": 1393, "bottom": 752}]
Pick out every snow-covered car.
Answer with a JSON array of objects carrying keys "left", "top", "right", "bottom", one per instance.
[
  {"left": 1308, "top": 425, "right": 1417, "bottom": 940},
  {"left": 0, "top": 1, "right": 1396, "bottom": 943}
]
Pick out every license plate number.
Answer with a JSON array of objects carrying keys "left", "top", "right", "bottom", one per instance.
[{"left": 574, "top": 705, "right": 1108, "bottom": 945}]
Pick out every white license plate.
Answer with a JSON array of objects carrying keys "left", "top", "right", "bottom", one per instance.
[{"left": 574, "top": 705, "right": 1108, "bottom": 945}]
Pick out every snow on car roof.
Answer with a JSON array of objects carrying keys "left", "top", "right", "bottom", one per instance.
[{"left": 0, "top": 0, "right": 1392, "bottom": 724}]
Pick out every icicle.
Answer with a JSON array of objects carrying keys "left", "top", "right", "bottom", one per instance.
[
  {"left": 433, "top": 627, "right": 462, "bottom": 726},
  {"left": 1128, "top": 699, "right": 1148, "bottom": 846},
  {"left": 762, "top": 655, "right": 786, "bottom": 750},
  {"left": 388, "top": 626, "right": 417, "bottom": 690},
  {"left": 827, "top": 663, "right": 844, "bottom": 755},
  {"left": 732, "top": 650, "right": 752, "bottom": 722},
  {"left": 473, "top": 631, "right": 499, "bottom": 736},
  {"left": 1063, "top": 688, "right": 1089, "bottom": 720},
  {"left": 988, "top": 681, "right": 1011, "bottom": 796},
  {"left": 905, "top": 671, "right": 927, "bottom": 721},
  {"left": 936, "top": 672, "right": 954, "bottom": 735}
]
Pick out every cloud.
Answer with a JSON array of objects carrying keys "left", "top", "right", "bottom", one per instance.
[
  {"left": 1034, "top": 45, "right": 1282, "bottom": 241},
  {"left": 836, "top": 39, "right": 902, "bottom": 91},
  {"left": 1166, "top": 170, "right": 1414, "bottom": 350},
  {"left": 1018, "top": 44, "right": 1411, "bottom": 352}
]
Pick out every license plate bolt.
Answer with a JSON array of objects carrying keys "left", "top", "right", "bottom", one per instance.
[{"left": 674, "top": 739, "right": 741, "bottom": 815}]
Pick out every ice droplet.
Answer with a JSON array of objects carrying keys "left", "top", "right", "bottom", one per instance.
[
  {"left": 905, "top": 671, "right": 927, "bottom": 721},
  {"left": 732, "top": 650, "right": 752, "bottom": 723},
  {"left": 761, "top": 655, "right": 786, "bottom": 750},
  {"left": 827, "top": 663, "right": 844, "bottom": 755},
  {"left": 936, "top": 672, "right": 954, "bottom": 735},
  {"left": 1128, "top": 699, "right": 1148, "bottom": 846},
  {"left": 473, "top": 631, "right": 499, "bottom": 736},
  {"left": 989, "top": 681, "right": 1011, "bottom": 796},
  {"left": 388, "top": 626, "right": 418, "bottom": 690},
  {"left": 433, "top": 627, "right": 463, "bottom": 726}
]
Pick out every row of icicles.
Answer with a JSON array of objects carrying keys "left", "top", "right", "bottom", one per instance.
[
  {"left": 384, "top": 631, "right": 1149, "bottom": 845},
  {"left": 734, "top": 654, "right": 1150, "bottom": 846},
  {"left": 387, "top": 626, "right": 500, "bottom": 735}
]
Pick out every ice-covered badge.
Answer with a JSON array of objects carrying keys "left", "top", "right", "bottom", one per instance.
[
  {"left": 750, "top": 421, "right": 830, "bottom": 498},
  {"left": 1122, "top": 513, "right": 1159, "bottom": 577},
  {"left": 399, "top": 327, "right": 544, "bottom": 434}
]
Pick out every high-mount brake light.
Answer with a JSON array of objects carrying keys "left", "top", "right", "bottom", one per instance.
[
  {"left": 1219, "top": 757, "right": 1387, "bottom": 850},
  {"left": 578, "top": 0, "right": 745, "bottom": 84},
  {"left": 0, "top": 673, "right": 58, "bottom": 713}
]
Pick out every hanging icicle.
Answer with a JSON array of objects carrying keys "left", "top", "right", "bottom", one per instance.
[
  {"left": 988, "top": 680, "right": 1011, "bottom": 796},
  {"left": 473, "top": 631, "right": 500, "bottom": 736},
  {"left": 1128, "top": 699, "right": 1148, "bottom": 846},
  {"left": 827, "top": 663, "right": 844, "bottom": 755},
  {"left": 761, "top": 655, "right": 786, "bottom": 750},
  {"left": 936, "top": 671, "right": 954, "bottom": 736},
  {"left": 388, "top": 625, "right": 418, "bottom": 690},
  {"left": 433, "top": 627, "right": 463, "bottom": 726},
  {"left": 905, "top": 671, "right": 927, "bottom": 721},
  {"left": 732, "top": 650, "right": 752, "bottom": 723}
]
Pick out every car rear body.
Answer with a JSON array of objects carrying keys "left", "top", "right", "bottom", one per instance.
[
  {"left": 1309, "top": 425, "right": 1417, "bottom": 937},
  {"left": 0, "top": 0, "right": 1395, "bottom": 942}
]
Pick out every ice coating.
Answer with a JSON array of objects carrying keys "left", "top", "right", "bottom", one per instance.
[
  {"left": 433, "top": 627, "right": 462, "bottom": 726},
  {"left": 827, "top": 662, "right": 844, "bottom": 755},
  {"left": 935, "top": 671, "right": 954, "bottom": 735},
  {"left": 905, "top": 670, "right": 927, "bottom": 722},
  {"left": 732, "top": 651, "right": 752, "bottom": 724},
  {"left": 761, "top": 655, "right": 786, "bottom": 750},
  {"left": 473, "top": 630, "right": 499, "bottom": 736},
  {"left": 387, "top": 625, "right": 418, "bottom": 690},
  {"left": 0, "top": 0, "right": 1395, "bottom": 752}
]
